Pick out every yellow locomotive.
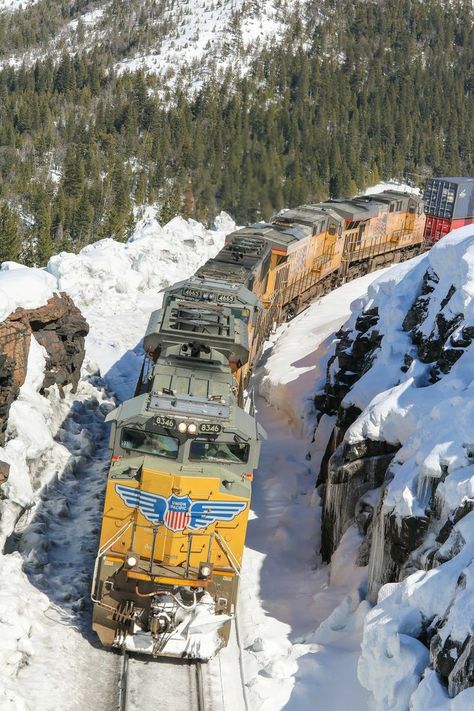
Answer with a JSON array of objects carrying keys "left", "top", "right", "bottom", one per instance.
[{"left": 91, "top": 188, "right": 426, "bottom": 659}]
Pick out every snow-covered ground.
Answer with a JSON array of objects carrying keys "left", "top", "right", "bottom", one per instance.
[
  {"left": 0, "top": 0, "right": 302, "bottom": 90},
  {"left": 239, "top": 272, "right": 389, "bottom": 710},
  {"left": 0, "top": 0, "right": 37, "bottom": 10},
  {"left": 115, "top": 0, "right": 296, "bottom": 87}
]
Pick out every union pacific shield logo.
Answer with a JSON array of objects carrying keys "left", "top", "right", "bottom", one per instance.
[
  {"left": 115, "top": 484, "right": 247, "bottom": 532},
  {"left": 164, "top": 494, "right": 191, "bottom": 532}
]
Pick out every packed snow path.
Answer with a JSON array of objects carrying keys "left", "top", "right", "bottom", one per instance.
[
  {"left": 124, "top": 655, "right": 208, "bottom": 711},
  {"left": 238, "top": 273, "right": 390, "bottom": 710}
]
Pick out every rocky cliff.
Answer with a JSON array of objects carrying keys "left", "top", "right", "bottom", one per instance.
[
  {"left": 0, "top": 293, "right": 88, "bottom": 445},
  {"left": 314, "top": 229, "right": 474, "bottom": 708}
]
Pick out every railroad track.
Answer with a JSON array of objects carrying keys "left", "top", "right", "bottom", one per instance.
[{"left": 118, "top": 651, "right": 207, "bottom": 711}]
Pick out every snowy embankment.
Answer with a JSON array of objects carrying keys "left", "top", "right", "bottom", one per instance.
[
  {"left": 240, "top": 272, "right": 390, "bottom": 710},
  {"left": 0, "top": 208, "right": 231, "bottom": 710}
]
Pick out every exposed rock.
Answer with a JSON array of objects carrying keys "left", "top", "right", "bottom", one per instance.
[
  {"left": 0, "top": 293, "right": 88, "bottom": 443},
  {"left": 436, "top": 499, "right": 474, "bottom": 545},
  {"left": 321, "top": 447, "right": 395, "bottom": 562},
  {"left": 0, "top": 460, "right": 9, "bottom": 484},
  {"left": 386, "top": 512, "right": 430, "bottom": 565}
]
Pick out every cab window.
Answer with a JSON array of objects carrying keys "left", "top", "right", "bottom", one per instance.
[
  {"left": 189, "top": 440, "right": 250, "bottom": 463},
  {"left": 121, "top": 427, "right": 179, "bottom": 459}
]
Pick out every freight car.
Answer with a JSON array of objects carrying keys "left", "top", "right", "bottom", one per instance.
[
  {"left": 91, "top": 187, "right": 426, "bottom": 659},
  {"left": 423, "top": 177, "right": 474, "bottom": 242}
]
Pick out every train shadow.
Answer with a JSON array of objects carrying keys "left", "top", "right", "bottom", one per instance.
[{"left": 100, "top": 337, "right": 145, "bottom": 403}]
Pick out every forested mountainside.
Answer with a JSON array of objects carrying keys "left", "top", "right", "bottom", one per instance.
[{"left": 0, "top": 0, "right": 472, "bottom": 265}]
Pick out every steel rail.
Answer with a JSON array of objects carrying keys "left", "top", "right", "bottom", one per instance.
[
  {"left": 195, "top": 661, "right": 206, "bottom": 711},
  {"left": 118, "top": 650, "right": 129, "bottom": 711}
]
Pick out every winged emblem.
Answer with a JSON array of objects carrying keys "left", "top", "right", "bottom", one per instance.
[
  {"left": 116, "top": 485, "right": 167, "bottom": 525},
  {"left": 115, "top": 484, "right": 247, "bottom": 532}
]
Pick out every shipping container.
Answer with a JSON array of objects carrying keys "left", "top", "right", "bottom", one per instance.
[{"left": 423, "top": 177, "right": 474, "bottom": 242}]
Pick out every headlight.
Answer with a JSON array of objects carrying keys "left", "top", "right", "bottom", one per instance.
[
  {"left": 177, "top": 422, "right": 187, "bottom": 433},
  {"left": 187, "top": 423, "right": 197, "bottom": 435},
  {"left": 199, "top": 562, "right": 213, "bottom": 579},
  {"left": 126, "top": 555, "right": 137, "bottom": 568}
]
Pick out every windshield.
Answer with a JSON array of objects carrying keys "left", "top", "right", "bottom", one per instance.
[
  {"left": 189, "top": 440, "right": 249, "bottom": 463},
  {"left": 121, "top": 427, "right": 179, "bottom": 460}
]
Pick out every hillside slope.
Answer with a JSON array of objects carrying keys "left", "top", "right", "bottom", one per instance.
[{"left": 0, "top": 0, "right": 472, "bottom": 263}]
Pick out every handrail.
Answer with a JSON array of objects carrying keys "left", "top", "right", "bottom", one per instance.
[{"left": 215, "top": 532, "right": 241, "bottom": 576}]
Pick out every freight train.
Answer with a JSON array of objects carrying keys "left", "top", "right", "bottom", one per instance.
[{"left": 91, "top": 187, "right": 430, "bottom": 659}]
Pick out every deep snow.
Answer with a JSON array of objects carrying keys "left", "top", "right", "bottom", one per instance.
[
  {"left": 240, "top": 273, "right": 390, "bottom": 710},
  {"left": 2, "top": 193, "right": 472, "bottom": 709}
]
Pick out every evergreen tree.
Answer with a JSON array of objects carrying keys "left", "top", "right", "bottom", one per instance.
[
  {"left": 33, "top": 190, "right": 53, "bottom": 265},
  {"left": 0, "top": 202, "right": 20, "bottom": 263}
]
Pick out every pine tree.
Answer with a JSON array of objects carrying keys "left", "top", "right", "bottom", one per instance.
[
  {"left": 0, "top": 202, "right": 20, "bottom": 263},
  {"left": 33, "top": 190, "right": 53, "bottom": 265}
]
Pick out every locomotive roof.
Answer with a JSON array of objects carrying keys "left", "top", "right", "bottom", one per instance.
[
  {"left": 273, "top": 205, "right": 330, "bottom": 228},
  {"left": 196, "top": 259, "right": 253, "bottom": 285},
  {"left": 324, "top": 199, "right": 381, "bottom": 221},
  {"left": 233, "top": 224, "right": 308, "bottom": 249},
  {"left": 364, "top": 190, "right": 421, "bottom": 201}
]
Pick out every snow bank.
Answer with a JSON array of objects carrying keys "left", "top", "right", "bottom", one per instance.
[
  {"left": 46, "top": 208, "right": 232, "bottom": 398},
  {"left": 359, "top": 512, "right": 474, "bottom": 710},
  {"left": 0, "top": 265, "right": 57, "bottom": 321},
  {"left": 47, "top": 208, "right": 230, "bottom": 311},
  {"left": 361, "top": 180, "right": 421, "bottom": 196},
  {"left": 345, "top": 226, "right": 474, "bottom": 520},
  {"left": 0, "top": 553, "right": 49, "bottom": 711}
]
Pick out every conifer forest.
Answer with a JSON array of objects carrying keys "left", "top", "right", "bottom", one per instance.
[{"left": 0, "top": 0, "right": 472, "bottom": 264}]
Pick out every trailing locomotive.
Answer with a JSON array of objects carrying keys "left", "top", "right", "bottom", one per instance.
[{"left": 92, "top": 187, "right": 426, "bottom": 659}]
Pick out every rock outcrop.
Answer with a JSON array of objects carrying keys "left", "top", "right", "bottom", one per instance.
[
  {"left": 313, "top": 232, "right": 474, "bottom": 705},
  {"left": 0, "top": 293, "right": 88, "bottom": 444}
]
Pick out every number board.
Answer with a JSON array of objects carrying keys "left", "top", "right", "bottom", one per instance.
[
  {"left": 199, "top": 423, "right": 222, "bottom": 434},
  {"left": 217, "top": 293, "right": 235, "bottom": 303},
  {"left": 155, "top": 416, "right": 176, "bottom": 429},
  {"left": 182, "top": 288, "right": 202, "bottom": 299}
]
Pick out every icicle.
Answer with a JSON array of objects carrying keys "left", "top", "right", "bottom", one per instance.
[
  {"left": 367, "top": 489, "right": 396, "bottom": 603},
  {"left": 416, "top": 473, "right": 433, "bottom": 510}
]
